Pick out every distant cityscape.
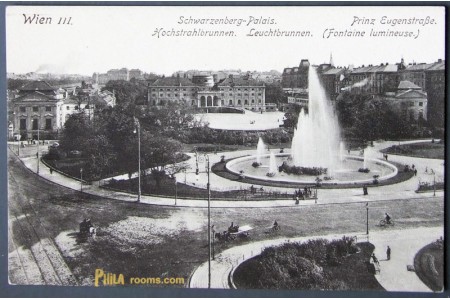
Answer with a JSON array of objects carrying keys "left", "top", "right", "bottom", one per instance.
[{"left": 7, "top": 55, "right": 445, "bottom": 141}]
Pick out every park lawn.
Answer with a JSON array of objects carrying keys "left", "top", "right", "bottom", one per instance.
[
  {"left": 414, "top": 240, "right": 444, "bottom": 292},
  {"left": 233, "top": 241, "right": 384, "bottom": 291},
  {"left": 104, "top": 173, "right": 293, "bottom": 200},
  {"left": 381, "top": 142, "right": 444, "bottom": 160}
]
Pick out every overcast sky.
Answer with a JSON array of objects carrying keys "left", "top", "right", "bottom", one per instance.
[{"left": 6, "top": 6, "right": 445, "bottom": 76}]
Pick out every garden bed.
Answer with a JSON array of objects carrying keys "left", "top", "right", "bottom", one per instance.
[
  {"left": 233, "top": 237, "right": 384, "bottom": 291},
  {"left": 413, "top": 239, "right": 444, "bottom": 292},
  {"left": 381, "top": 141, "right": 444, "bottom": 160}
]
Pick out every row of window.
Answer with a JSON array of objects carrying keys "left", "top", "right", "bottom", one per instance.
[
  {"left": 151, "top": 87, "right": 263, "bottom": 92},
  {"left": 151, "top": 99, "right": 264, "bottom": 106},
  {"left": 18, "top": 105, "right": 94, "bottom": 113}
]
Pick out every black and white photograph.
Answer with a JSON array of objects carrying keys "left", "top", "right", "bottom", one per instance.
[{"left": 4, "top": 4, "right": 446, "bottom": 294}]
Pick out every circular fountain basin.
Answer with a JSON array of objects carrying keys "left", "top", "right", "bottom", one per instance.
[{"left": 226, "top": 153, "right": 398, "bottom": 185}]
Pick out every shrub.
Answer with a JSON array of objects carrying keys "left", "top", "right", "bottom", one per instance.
[
  {"left": 279, "top": 161, "right": 327, "bottom": 176},
  {"left": 358, "top": 168, "right": 370, "bottom": 173},
  {"left": 252, "top": 162, "right": 261, "bottom": 168}
]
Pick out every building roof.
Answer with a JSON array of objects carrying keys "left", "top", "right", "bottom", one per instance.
[
  {"left": 398, "top": 80, "right": 422, "bottom": 90},
  {"left": 19, "top": 80, "right": 57, "bottom": 92},
  {"left": 322, "top": 68, "right": 345, "bottom": 75},
  {"left": 351, "top": 64, "right": 398, "bottom": 74},
  {"left": 404, "top": 63, "right": 435, "bottom": 71},
  {"left": 216, "top": 77, "right": 263, "bottom": 87},
  {"left": 150, "top": 77, "right": 195, "bottom": 87},
  {"left": 427, "top": 60, "right": 445, "bottom": 71},
  {"left": 13, "top": 91, "right": 58, "bottom": 102}
]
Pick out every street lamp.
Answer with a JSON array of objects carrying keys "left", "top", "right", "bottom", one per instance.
[
  {"left": 80, "top": 168, "right": 83, "bottom": 192},
  {"left": 366, "top": 202, "right": 369, "bottom": 235},
  {"left": 174, "top": 176, "right": 177, "bottom": 206},
  {"left": 205, "top": 154, "right": 212, "bottom": 289},
  {"left": 433, "top": 174, "right": 436, "bottom": 197},
  {"left": 37, "top": 122, "right": 40, "bottom": 174},
  {"left": 134, "top": 117, "right": 141, "bottom": 203}
]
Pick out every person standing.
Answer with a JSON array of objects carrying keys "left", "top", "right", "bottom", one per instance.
[{"left": 386, "top": 246, "right": 391, "bottom": 260}]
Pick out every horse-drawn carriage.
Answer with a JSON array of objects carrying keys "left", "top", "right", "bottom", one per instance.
[
  {"left": 214, "top": 223, "right": 253, "bottom": 242},
  {"left": 79, "top": 218, "right": 96, "bottom": 237}
]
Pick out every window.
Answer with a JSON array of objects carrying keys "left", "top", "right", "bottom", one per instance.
[
  {"left": 33, "top": 106, "right": 38, "bottom": 112},
  {"left": 166, "top": 88, "right": 171, "bottom": 91},
  {"left": 85, "top": 104, "right": 90, "bottom": 109},
  {"left": 229, "top": 100, "right": 233, "bottom": 105},
  {"left": 20, "top": 107, "right": 26, "bottom": 112},
  {"left": 419, "top": 102, "right": 423, "bottom": 107},
  {"left": 45, "top": 119, "right": 52, "bottom": 130},
  {"left": 20, "top": 119, "right": 26, "bottom": 130},
  {"left": 75, "top": 106, "right": 79, "bottom": 110},
  {"left": 168, "top": 94, "right": 171, "bottom": 97},
  {"left": 32, "top": 119, "right": 38, "bottom": 130},
  {"left": 152, "top": 94, "right": 156, "bottom": 97},
  {"left": 258, "top": 100, "right": 262, "bottom": 104},
  {"left": 45, "top": 106, "right": 52, "bottom": 112},
  {"left": 184, "top": 94, "right": 187, "bottom": 96},
  {"left": 245, "top": 100, "right": 248, "bottom": 105},
  {"left": 175, "top": 94, "right": 178, "bottom": 97},
  {"left": 160, "top": 94, "right": 163, "bottom": 97},
  {"left": 221, "top": 100, "right": 224, "bottom": 105},
  {"left": 159, "top": 88, "right": 163, "bottom": 91},
  {"left": 66, "top": 106, "right": 70, "bottom": 110},
  {"left": 152, "top": 89, "right": 156, "bottom": 91},
  {"left": 252, "top": 100, "right": 255, "bottom": 104},
  {"left": 229, "top": 93, "right": 233, "bottom": 96},
  {"left": 238, "top": 100, "right": 241, "bottom": 105}
]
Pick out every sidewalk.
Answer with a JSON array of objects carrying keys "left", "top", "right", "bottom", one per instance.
[
  {"left": 9, "top": 139, "right": 444, "bottom": 208},
  {"left": 189, "top": 227, "right": 443, "bottom": 292}
]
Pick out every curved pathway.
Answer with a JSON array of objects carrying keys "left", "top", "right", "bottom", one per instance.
[
  {"left": 9, "top": 139, "right": 444, "bottom": 208},
  {"left": 189, "top": 227, "right": 443, "bottom": 292}
]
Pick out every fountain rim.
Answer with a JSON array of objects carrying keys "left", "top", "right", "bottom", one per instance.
[{"left": 225, "top": 153, "right": 398, "bottom": 185}]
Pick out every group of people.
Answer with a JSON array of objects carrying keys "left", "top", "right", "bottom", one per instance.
[
  {"left": 294, "top": 187, "right": 313, "bottom": 200},
  {"left": 371, "top": 246, "right": 392, "bottom": 267}
]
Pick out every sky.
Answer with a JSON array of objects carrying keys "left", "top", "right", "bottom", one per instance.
[{"left": 6, "top": 5, "right": 445, "bottom": 76}]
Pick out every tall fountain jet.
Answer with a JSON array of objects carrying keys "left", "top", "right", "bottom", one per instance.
[
  {"left": 256, "top": 137, "right": 265, "bottom": 165},
  {"left": 290, "top": 66, "right": 341, "bottom": 172},
  {"left": 268, "top": 151, "right": 278, "bottom": 175}
]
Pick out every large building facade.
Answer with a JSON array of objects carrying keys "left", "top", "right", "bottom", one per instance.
[
  {"left": 281, "top": 58, "right": 445, "bottom": 126},
  {"left": 11, "top": 81, "right": 116, "bottom": 139},
  {"left": 148, "top": 74, "right": 266, "bottom": 111}
]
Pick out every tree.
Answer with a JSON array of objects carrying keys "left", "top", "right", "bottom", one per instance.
[
  {"left": 60, "top": 113, "right": 93, "bottom": 152},
  {"left": 102, "top": 80, "right": 147, "bottom": 105},
  {"left": 265, "top": 82, "right": 286, "bottom": 105}
]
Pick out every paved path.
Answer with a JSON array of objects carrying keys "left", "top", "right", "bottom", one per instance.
[
  {"left": 9, "top": 139, "right": 444, "bottom": 208},
  {"left": 189, "top": 227, "right": 443, "bottom": 292}
]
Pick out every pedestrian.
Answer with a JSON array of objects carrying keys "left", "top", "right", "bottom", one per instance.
[
  {"left": 50, "top": 167, "right": 53, "bottom": 174},
  {"left": 414, "top": 169, "right": 417, "bottom": 176},
  {"left": 425, "top": 167, "right": 428, "bottom": 174},
  {"left": 385, "top": 154, "right": 388, "bottom": 161},
  {"left": 36, "top": 152, "right": 38, "bottom": 158},
  {"left": 371, "top": 253, "right": 379, "bottom": 266},
  {"left": 386, "top": 246, "right": 391, "bottom": 260},
  {"left": 363, "top": 185, "right": 368, "bottom": 195}
]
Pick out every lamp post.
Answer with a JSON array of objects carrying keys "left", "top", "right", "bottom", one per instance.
[
  {"left": 174, "top": 176, "right": 177, "bottom": 206},
  {"left": 80, "top": 168, "right": 83, "bottom": 192},
  {"left": 134, "top": 117, "right": 141, "bottom": 203},
  {"left": 366, "top": 202, "right": 369, "bottom": 235},
  {"left": 37, "top": 123, "right": 40, "bottom": 174},
  {"left": 433, "top": 174, "right": 436, "bottom": 196},
  {"left": 205, "top": 154, "right": 212, "bottom": 289}
]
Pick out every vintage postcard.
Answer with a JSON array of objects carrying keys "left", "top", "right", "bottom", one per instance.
[{"left": 5, "top": 4, "right": 445, "bottom": 295}]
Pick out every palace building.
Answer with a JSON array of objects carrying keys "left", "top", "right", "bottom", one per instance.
[{"left": 148, "top": 74, "right": 266, "bottom": 111}]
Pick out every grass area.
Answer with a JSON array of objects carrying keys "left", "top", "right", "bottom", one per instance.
[
  {"left": 413, "top": 239, "right": 444, "bottom": 292},
  {"left": 233, "top": 239, "right": 383, "bottom": 291},
  {"left": 180, "top": 142, "right": 292, "bottom": 153},
  {"left": 381, "top": 141, "right": 444, "bottom": 160},
  {"left": 42, "top": 153, "right": 190, "bottom": 182},
  {"left": 104, "top": 174, "right": 293, "bottom": 200},
  {"left": 212, "top": 159, "right": 415, "bottom": 189}
]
